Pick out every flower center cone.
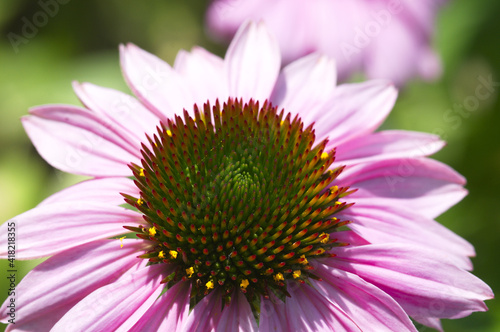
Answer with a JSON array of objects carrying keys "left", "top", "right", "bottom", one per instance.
[{"left": 122, "top": 98, "right": 354, "bottom": 311}]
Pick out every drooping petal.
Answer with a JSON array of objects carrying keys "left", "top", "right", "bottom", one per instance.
[
  {"left": 283, "top": 282, "right": 362, "bottom": 331},
  {"left": 416, "top": 47, "right": 443, "bottom": 81},
  {"left": 39, "top": 177, "right": 138, "bottom": 207},
  {"left": 173, "top": 47, "right": 228, "bottom": 109},
  {"left": 361, "top": 0, "right": 443, "bottom": 84},
  {"left": 216, "top": 290, "right": 257, "bottom": 332},
  {"left": 23, "top": 106, "right": 140, "bottom": 176},
  {"left": 313, "top": 264, "right": 417, "bottom": 332},
  {"left": 0, "top": 202, "right": 141, "bottom": 259},
  {"left": 259, "top": 296, "right": 290, "bottom": 332},
  {"left": 328, "top": 244, "right": 494, "bottom": 322},
  {"left": 364, "top": 18, "right": 424, "bottom": 85},
  {"left": 207, "top": 0, "right": 314, "bottom": 65},
  {"left": 180, "top": 289, "right": 223, "bottom": 331},
  {"left": 338, "top": 203, "right": 475, "bottom": 269},
  {"left": 334, "top": 130, "right": 445, "bottom": 166},
  {"left": 337, "top": 157, "right": 467, "bottom": 219},
  {"left": 51, "top": 264, "right": 166, "bottom": 332},
  {"left": 120, "top": 43, "right": 193, "bottom": 121},
  {"left": 206, "top": 0, "right": 445, "bottom": 85},
  {"left": 413, "top": 316, "right": 443, "bottom": 332},
  {"left": 128, "top": 281, "right": 191, "bottom": 332},
  {"left": 0, "top": 240, "right": 146, "bottom": 330},
  {"left": 73, "top": 82, "right": 160, "bottom": 143},
  {"left": 312, "top": 80, "right": 398, "bottom": 147},
  {"left": 206, "top": 0, "right": 265, "bottom": 40},
  {"left": 225, "top": 21, "right": 281, "bottom": 103},
  {"left": 271, "top": 52, "right": 336, "bottom": 120}
]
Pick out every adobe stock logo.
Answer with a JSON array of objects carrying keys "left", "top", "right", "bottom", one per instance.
[{"left": 6, "top": 0, "right": 71, "bottom": 53}]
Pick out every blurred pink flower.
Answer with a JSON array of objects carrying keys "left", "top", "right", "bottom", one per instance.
[
  {"left": 0, "top": 22, "right": 492, "bottom": 331},
  {"left": 206, "top": 0, "right": 446, "bottom": 85}
]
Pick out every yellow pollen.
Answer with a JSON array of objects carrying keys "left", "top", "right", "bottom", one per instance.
[
  {"left": 292, "top": 270, "right": 301, "bottom": 278},
  {"left": 136, "top": 198, "right": 144, "bottom": 206},
  {"left": 169, "top": 250, "right": 178, "bottom": 259},
  {"left": 320, "top": 233, "right": 329, "bottom": 244},
  {"left": 139, "top": 168, "right": 145, "bottom": 177},
  {"left": 300, "top": 255, "right": 308, "bottom": 265},
  {"left": 199, "top": 113, "right": 207, "bottom": 125},
  {"left": 316, "top": 248, "right": 325, "bottom": 255},
  {"left": 186, "top": 267, "right": 194, "bottom": 278},
  {"left": 273, "top": 273, "right": 284, "bottom": 282},
  {"left": 330, "top": 185, "right": 339, "bottom": 193},
  {"left": 240, "top": 279, "right": 249, "bottom": 289},
  {"left": 167, "top": 129, "right": 172, "bottom": 137},
  {"left": 335, "top": 201, "right": 342, "bottom": 206},
  {"left": 321, "top": 152, "right": 329, "bottom": 160},
  {"left": 280, "top": 120, "right": 284, "bottom": 126},
  {"left": 148, "top": 227, "right": 157, "bottom": 237},
  {"left": 119, "top": 236, "right": 126, "bottom": 248},
  {"left": 206, "top": 280, "right": 214, "bottom": 289},
  {"left": 158, "top": 250, "right": 165, "bottom": 259}
]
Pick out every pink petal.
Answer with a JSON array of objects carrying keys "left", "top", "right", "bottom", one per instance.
[
  {"left": 284, "top": 282, "right": 362, "bottom": 331},
  {"left": 29, "top": 105, "right": 141, "bottom": 158},
  {"left": 339, "top": 203, "right": 475, "bottom": 269},
  {"left": 259, "top": 296, "right": 290, "bottom": 332},
  {"left": 417, "top": 47, "right": 442, "bottom": 81},
  {"left": 23, "top": 106, "right": 139, "bottom": 177},
  {"left": 337, "top": 157, "right": 467, "bottom": 219},
  {"left": 329, "top": 244, "right": 494, "bottom": 321},
  {"left": 313, "top": 264, "right": 417, "bottom": 331},
  {"left": 225, "top": 21, "right": 281, "bottom": 103},
  {"left": 206, "top": 0, "right": 260, "bottom": 39},
  {"left": 128, "top": 281, "right": 191, "bottom": 332},
  {"left": 364, "top": 19, "right": 422, "bottom": 85},
  {"left": 0, "top": 239, "right": 146, "bottom": 330},
  {"left": 206, "top": 0, "right": 445, "bottom": 85},
  {"left": 216, "top": 290, "right": 257, "bottom": 332},
  {"left": 361, "top": 0, "right": 443, "bottom": 84},
  {"left": 173, "top": 47, "right": 228, "bottom": 108},
  {"left": 209, "top": 0, "right": 318, "bottom": 65},
  {"left": 120, "top": 43, "right": 193, "bottom": 121},
  {"left": 51, "top": 264, "right": 166, "bottom": 332},
  {"left": 73, "top": 82, "right": 160, "bottom": 143},
  {"left": 334, "top": 130, "right": 445, "bottom": 166},
  {"left": 271, "top": 53, "right": 336, "bottom": 121},
  {"left": 311, "top": 0, "right": 368, "bottom": 80},
  {"left": 314, "top": 80, "right": 398, "bottom": 147},
  {"left": 332, "top": 230, "right": 371, "bottom": 247},
  {"left": 0, "top": 202, "right": 141, "bottom": 259},
  {"left": 399, "top": 0, "right": 441, "bottom": 35},
  {"left": 39, "top": 177, "right": 137, "bottom": 207},
  {"left": 413, "top": 316, "right": 443, "bottom": 332},
  {"left": 181, "top": 289, "right": 223, "bottom": 331}
]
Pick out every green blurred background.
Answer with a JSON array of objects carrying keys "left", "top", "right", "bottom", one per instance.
[{"left": 0, "top": 0, "right": 498, "bottom": 331}]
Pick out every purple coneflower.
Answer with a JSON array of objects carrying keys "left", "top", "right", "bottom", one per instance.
[
  {"left": 0, "top": 22, "right": 492, "bottom": 331},
  {"left": 206, "top": 0, "right": 446, "bottom": 85}
]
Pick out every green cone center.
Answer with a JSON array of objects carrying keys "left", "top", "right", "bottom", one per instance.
[{"left": 124, "top": 98, "right": 352, "bottom": 309}]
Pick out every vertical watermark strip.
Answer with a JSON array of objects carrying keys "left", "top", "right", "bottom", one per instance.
[{"left": 5, "top": 220, "right": 17, "bottom": 324}]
